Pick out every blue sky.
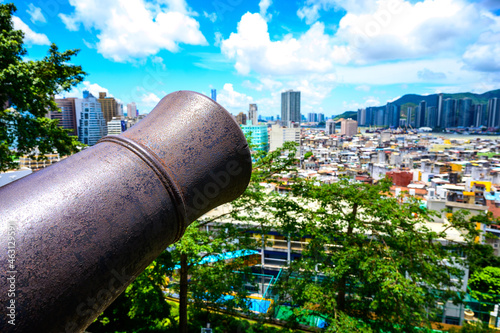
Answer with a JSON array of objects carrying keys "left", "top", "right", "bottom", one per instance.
[{"left": 9, "top": 0, "right": 500, "bottom": 117}]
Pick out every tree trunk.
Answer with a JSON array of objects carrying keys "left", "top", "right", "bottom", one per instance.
[
  {"left": 179, "top": 253, "right": 188, "bottom": 333},
  {"left": 336, "top": 203, "right": 358, "bottom": 311}
]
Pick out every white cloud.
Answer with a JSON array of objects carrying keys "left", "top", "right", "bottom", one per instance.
[
  {"left": 334, "top": 0, "right": 491, "bottom": 64},
  {"left": 203, "top": 11, "right": 217, "bottom": 22},
  {"left": 141, "top": 92, "right": 161, "bottom": 106},
  {"left": 60, "top": 0, "right": 207, "bottom": 62},
  {"left": 59, "top": 13, "right": 79, "bottom": 31},
  {"left": 298, "top": 0, "right": 377, "bottom": 24},
  {"left": 217, "top": 84, "right": 253, "bottom": 113},
  {"left": 221, "top": 13, "right": 350, "bottom": 75},
  {"left": 57, "top": 81, "right": 112, "bottom": 99},
  {"left": 214, "top": 32, "right": 223, "bottom": 47},
  {"left": 462, "top": 12, "right": 500, "bottom": 72},
  {"left": 27, "top": 4, "right": 46, "bottom": 24},
  {"left": 152, "top": 56, "right": 167, "bottom": 70},
  {"left": 259, "top": 0, "right": 273, "bottom": 20},
  {"left": 222, "top": 0, "right": 499, "bottom": 77},
  {"left": 12, "top": 16, "right": 50, "bottom": 45}
]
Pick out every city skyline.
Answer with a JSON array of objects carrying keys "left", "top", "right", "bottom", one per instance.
[{"left": 10, "top": 0, "right": 500, "bottom": 116}]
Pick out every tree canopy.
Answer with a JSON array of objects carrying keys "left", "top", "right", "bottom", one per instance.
[
  {"left": 469, "top": 266, "right": 500, "bottom": 309},
  {"left": 0, "top": 3, "right": 86, "bottom": 171},
  {"left": 270, "top": 176, "right": 489, "bottom": 332}
]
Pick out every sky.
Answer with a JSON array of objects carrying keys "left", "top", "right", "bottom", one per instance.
[{"left": 8, "top": 0, "right": 500, "bottom": 117}]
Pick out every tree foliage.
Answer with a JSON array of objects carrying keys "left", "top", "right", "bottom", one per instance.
[
  {"left": 270, "top": 176, "right": 489, "bottom": 332},
  {"left": 0, "top": 3, "right": 86, "bottom": 171},
  {"left": 469, "top": 266, "right": 500, "bottom": 308}
]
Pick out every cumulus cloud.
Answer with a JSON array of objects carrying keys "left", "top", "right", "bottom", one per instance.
[
  {"left": 222, "top": 0, "right": 499, "bottom": 78},
  {"left": 59, "top": 0, "right": 207, "bottom": 62},
  {"left": 217, "top": 84, "right": 253, "bottom": 113},
  {"left": 141, "top": 92, "right": 161, "bottom": 105},
  {"left": 221, "top": 13, "right": 350, "bottom": 75},
  {"left": 12, "top": 16, "right": 50, "bottom": 45},
  {"left": 27, "top": 4, "right": 46, "bottom": 24},
  {"left": 334, "top": 0, "right": 490, "bottom": 64},
  {"left": 462, "top": 12, "right": 500, "bottom": 72},
  {"left": 463, "top": 42, "right": 500, "bottom": 72}
]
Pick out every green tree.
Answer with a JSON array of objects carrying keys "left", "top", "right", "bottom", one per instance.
[
  {"left": 0, "top": 3, "right": 86, "bottom": 171},
  {"left": 271, "top": 176, "right": 487, "bottom": 332},
  {"left": 469, "top": 266, "right": 500, "bottom": 310},
  {"left": 168, "top": 221, "right": 257, "bottom": 333}
]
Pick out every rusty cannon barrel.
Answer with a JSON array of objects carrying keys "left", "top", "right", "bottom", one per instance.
[{"left": 0, "top": 91, "right": 252, "bottom": 332}]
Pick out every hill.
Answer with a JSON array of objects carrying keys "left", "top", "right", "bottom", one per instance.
[{"left": 332, "top": 111, "right": 357, "bottom": 121}]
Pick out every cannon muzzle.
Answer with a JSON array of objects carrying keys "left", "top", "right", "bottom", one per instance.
[{"left": 0, "top": 91, "right": 252, "bottom": 332}]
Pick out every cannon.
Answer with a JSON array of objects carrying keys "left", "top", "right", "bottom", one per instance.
[{"left": 0, "top": 91, "right": 252, "bottom": 332}]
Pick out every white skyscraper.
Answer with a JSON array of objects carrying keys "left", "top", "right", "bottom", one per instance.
[
  {"left": 249, "top": 104, "right": 258, "bottom": 125},
  {"left": 75, "top": 91, "right": 107, "bottom": 146},
  {"left": 127, "top": 102, "right": 137, "bottom": 117}
]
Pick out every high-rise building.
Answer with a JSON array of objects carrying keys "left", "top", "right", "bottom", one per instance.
[
  {"left": 236, "top": 112, "right": 247, "bottom": 125},
  {"left": 416, "top": 100, "right": 426, "bottom": 128},
  {"left": 357, "top": 108, "right": 366, "bottom": 126},
  {"left": 249, "top": 104, "right": 258, "bottom": 125},
  {"left": 211, "top": 89, "right": 217, "bottom": 102},
  {"left": 326, "top": 119, "right": 336, "bottom": 135},
  {"left": 240, "top": 123, "right": 269, "bottom": 151},
  {"left": 340, "top": 118, "right": 357, "bottom": 137},
  {"left": 442, "top": 98, "right": 457, "bottom": 128},
  {"left": 391, "top": 105, "right": 401, "bottom": 128},
  {"left": 307, "top": 112, "right": 318, "bottom": 122},
  {"left": 473, "top": 104, "right": 485, "bottom": 127},
  {"left": 426, "top": 107, "right": 437, "bottom": 128},
  {"left": 76, "top": 91, "right": 107, "bottom": 146},
  {"left": 457, "top": 98, "right": 473, "bottom": 128},
  {"left": 50, "top": 97, "right": 78, "bottom": 136},
  {"left": 281, "top": 90, "right": 301, "bottom": 127},
  {"left": 116, "top": 103, "right": 124, "bottom": 117},
  {"left": 127, "top": 102, "right": 137, "bottom": 117},
  {"left": 98, "top": 92, "right": 118, "bottom": 123},
  {"left": 437, "top": 93, "right": 443, "bottom": 128},
  {"left": 487, "top": 98, "right": 500, "bottom": 129}
]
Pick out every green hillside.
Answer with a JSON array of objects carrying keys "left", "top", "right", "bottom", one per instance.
[{"left": 332, "top": 111, "right": 357, "bottom": 121}]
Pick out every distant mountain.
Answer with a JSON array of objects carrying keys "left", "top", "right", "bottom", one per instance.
[
  {"left": 386, "top": 89, "right": 500, "bottom": 108},
  {"left": 332, "top": 111, "right": 357, "bottom": 121}
]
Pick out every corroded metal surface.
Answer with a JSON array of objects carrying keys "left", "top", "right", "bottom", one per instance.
[{"left": 0, "top": 91, "right": 252, "bottom": 333}]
